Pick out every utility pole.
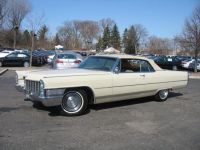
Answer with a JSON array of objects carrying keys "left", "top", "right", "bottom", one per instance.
[{"left": 30, "top": 32, "right": 36, "bottom": 68}]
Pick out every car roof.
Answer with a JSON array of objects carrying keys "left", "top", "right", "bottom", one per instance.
[
  {"left": 95, "top": 54, "right": 149, "bottom": 60},
  {"left": 56, "top": 51, "right": 78, "bottom": 55},
  {"left": 94, "top": 54, "right": 163, "bottom": 71}
]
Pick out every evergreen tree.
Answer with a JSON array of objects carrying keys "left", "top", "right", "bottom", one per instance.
[
  {"left": 22, "top": 30, "right": 31, "bottom": 48},
  {"left": 110, "top": 24, "right": 121, "bottom": 50},
  {"left": 38, "top": 25, "right": 48, "bottom": 48},
  {"left": 122, "top": 28, "right": 128, "bottom": 48},
  {"left": 123, "top": 26, "right": 136, "bottom": 54},
  {"left": 102, "top": 25, "right": 111, "bottom": 49},
  {"left": 96, "top": 36, "right": 104, "bottom": 51}
]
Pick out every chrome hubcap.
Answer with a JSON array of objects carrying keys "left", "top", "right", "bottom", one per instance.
[
  {"left": 24, "top": 62, "right": 29, "bottom": 67},
  {"left": 62, "top": 92, "right": 83, "bottom": 113},
  {"left": 159, "top": 90, "right": 168, "bottom": 100}
]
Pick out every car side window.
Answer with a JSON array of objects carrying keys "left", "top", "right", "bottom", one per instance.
[
  {"left": 17, "top": 54, "right": 28, "bottom": 58},
  {"left": 140, "top": 60, "right": 154, "bottom": 72},
  {"left": 6, "top": 53, "right": 18, "bottom": 58},
  {"left": 120, "top": 59, "right": 154, "bottom": 73}
]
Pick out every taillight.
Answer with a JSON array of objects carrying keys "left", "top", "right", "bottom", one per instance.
[
  {"left": 74, "top": 60, "right": 81, "bottom": 64},
  {"left": 55, "top": 60, "right": 64, "bottom": 64}
]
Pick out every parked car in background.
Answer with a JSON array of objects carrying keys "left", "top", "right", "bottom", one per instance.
[
  {"left": 149, "top": 55, "right": 182, "bottom": 70},
  {"left": 16, "top": 54, "right": 188, "bottom": 116},
  {"left": 0, "top": 50, "right": 14, "bottom": 58},
  {"left": 188, "top": 59, "right": 200, "bottom": 71},
  {"left": 52, "top": 51, "right": 83, "bottom": 69},
  {"left": 181, "top": 59, "right": 193, "bottom": 69},
  {"left": 0, "top": 52, "right": 43, "bottom": 67},
  {"left": 46, "top": 51, "right": 56, "bottom": 63}
]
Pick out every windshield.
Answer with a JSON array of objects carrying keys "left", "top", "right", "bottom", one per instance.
[{"left": 79, "top": 56, "right": 117, "bottom": 71}]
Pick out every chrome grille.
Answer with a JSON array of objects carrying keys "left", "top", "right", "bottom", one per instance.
[{"left": 25, "top": 80, "right": 40, "bottom": 96}]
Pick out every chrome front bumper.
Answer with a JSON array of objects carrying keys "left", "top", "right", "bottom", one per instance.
[
  {"left": 16, "top": 84, "right": 62, "bottom": 107},
  {"left": 15, "top": 84, "right": 24, "bottom": 92},
  {"left": 15, "top": 84, "right": 63, "bottom": 107},
  {"left": 25, "top": 94, "right": 62, "bottom": 107}
]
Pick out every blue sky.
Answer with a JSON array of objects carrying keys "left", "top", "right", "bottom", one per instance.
[{"left": 27, "top": 0, "right": 199, "bottom": 38}]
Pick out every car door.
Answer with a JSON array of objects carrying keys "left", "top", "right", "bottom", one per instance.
[
  {"left": 17, "top": 53, "right": 29, "bottom": 66},
  {"left": 112, "top": 59, "right": 157, "bottom": 101},
  {"left": 3, "top": 53, "right": 19, "bottom": 66}
]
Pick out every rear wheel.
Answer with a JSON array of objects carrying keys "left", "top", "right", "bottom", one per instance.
[
  {"left": 155, "top": 89, "right": 169, "bottom": 102},
  {"left": 61, "top": 90, "right": 88, "bottom": 116},
  {"left": 172, "top": 65, "right": 177, "bottom": 70},
  {"left": 0, "top": 61, "right": 2, "bottom": 67},
  {"left": 23, "top": 62, "right": 29, "bottom": 67}
]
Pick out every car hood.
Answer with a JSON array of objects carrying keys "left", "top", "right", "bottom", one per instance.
[
  {"left": 25, "top": 68, "right": 111, "bottom": 81},
  {"left": 0, "top": 53, "right": 9, "bottom": 58}
]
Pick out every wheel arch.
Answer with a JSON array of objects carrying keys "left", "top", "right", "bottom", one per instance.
[{"left": 64, "top": 86, "right": 95, "bottom": 104}]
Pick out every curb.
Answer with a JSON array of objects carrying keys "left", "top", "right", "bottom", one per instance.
[
  {"left": 0, "top": 69, "right": 8, "bottom": 76},
  {"left": 189, "top": 76, "right": 200, "bottom": 79}
]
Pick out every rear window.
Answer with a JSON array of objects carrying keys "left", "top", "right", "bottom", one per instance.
[{"left": 58, "top": 54, "right": 76, "bottom": 59}]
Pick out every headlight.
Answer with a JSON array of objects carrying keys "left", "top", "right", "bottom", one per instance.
[{"left": 39, "top": 80, "right": 45, "bottom": 97}]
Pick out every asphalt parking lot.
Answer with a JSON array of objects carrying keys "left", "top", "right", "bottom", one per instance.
[{"left": 0, "top": 70, "right": 200, "bottom": 150}]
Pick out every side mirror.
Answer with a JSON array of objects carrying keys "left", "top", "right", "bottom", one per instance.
[{"left": 114, "top": 66, "right": 120, "bottom": 74}]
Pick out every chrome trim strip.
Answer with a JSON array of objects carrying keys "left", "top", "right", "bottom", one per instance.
[
  {"left": 94, "top": 80, "right": 188, "bottom": 89},
  {"left": 43, "top": 73, "right": 109, "bottom": 79},
  {"left": 95, "top": 90, "right": 156, "bottom": 101}
]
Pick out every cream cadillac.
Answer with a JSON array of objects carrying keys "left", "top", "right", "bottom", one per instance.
[{"left": 16, "top": 54, "right": 188, "bottom": 116}]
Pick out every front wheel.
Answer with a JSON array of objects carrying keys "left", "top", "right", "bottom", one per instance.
[
  {"left": 61, "top": 90, "right": 88, "bottom": 116},
  {"left": 23, "top": 62, "right": 30, "bottom": 67},
  {"left": 155, "top": 89, "right": 169, "bottom": 102},
  {"left": 172, "top": 65, "right": 177, "bottom": 70}
]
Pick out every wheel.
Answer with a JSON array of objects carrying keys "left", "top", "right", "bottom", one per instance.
[
  {"left": 0, "top": 61, "right": 2, "bottom": 67},
  {"left": 23, "top": 62, "right": 29, "bottom": 67},
  {"left": 172, "top": 65, "right": 177, "bottom": 70},
  {"left": 61, "top": 90, "right": 88, "bottom": 116},
  {"left": 155, "top": 89, "right": 169, "bottom": 102}
]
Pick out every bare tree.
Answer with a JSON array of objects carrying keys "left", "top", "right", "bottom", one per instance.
[
  {"left": 148, "top": 36, "right": 173, "bottom": 55},
  {"left": 99, "top": 18, "right": 115, "bottom": 30},
  {"left": 26, "top": 13, "right": 44, "bottom": 67},
  {"left": 99, "top": 18, "right": 115, "bottom": 33},
  {"left": 177, "top": 5, "right": 200, "bottom": 72},
  {"left": 58, "top": 20, "right": 100, "bottom": 50},
  {"left": 58, "top": 20, "right": 81, "bottom": 49},
  {"left": 78, "top": 20, "right": 99, "bottom": 49},
  {"left": 7, "top": 0, "right": 31, "bottom": 28},
  {"left": 6, "top": 0, "right": 31, "bottom": 49},
  {"left": 0, "top": 0, "right": 7, "bottom": 28}
]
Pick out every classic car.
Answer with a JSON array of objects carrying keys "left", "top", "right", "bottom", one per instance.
[{"left": 15, "top": 54, "right": 188, "bottom": 116}]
